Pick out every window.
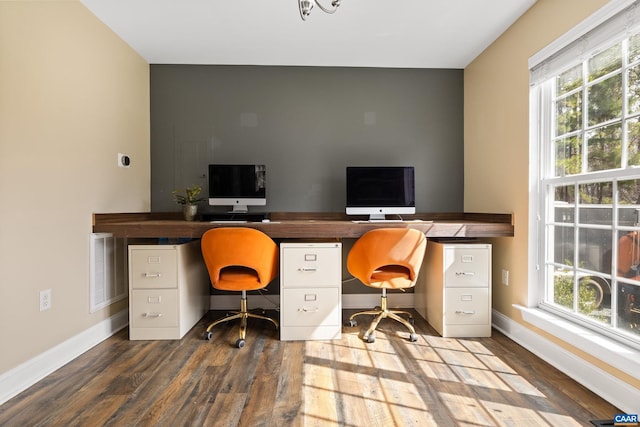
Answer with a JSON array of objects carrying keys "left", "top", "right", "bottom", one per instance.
[{"left": 532, "top": 2, "right": 640, "bottom": 347}]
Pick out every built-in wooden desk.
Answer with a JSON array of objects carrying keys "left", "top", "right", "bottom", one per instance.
[
  {"left": 98, "top": 212, "right": 513, "bottom": 340},
  {"left": 92, "top": 212, "right": 514, "bottom": 239}
]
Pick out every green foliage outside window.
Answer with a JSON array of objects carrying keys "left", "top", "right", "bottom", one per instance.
[{"left": 553, "top": 273, "right": 598, "bottom": 315}]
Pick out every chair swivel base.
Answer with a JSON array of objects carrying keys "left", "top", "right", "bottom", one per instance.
[
  {"left": 348, "top": 295, "right": 418, "bottom": 343},
  {"left": 204, "top": 297, "right": 278, "bottom": 348}
]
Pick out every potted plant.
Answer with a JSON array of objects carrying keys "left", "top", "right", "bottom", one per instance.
[{"left": 173, "top": 184, "right": 204, "bottom": 221}]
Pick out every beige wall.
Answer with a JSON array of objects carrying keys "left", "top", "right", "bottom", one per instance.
[
  {"left": 465, "top": 0, "right": 640, "bottom": 389},
  {"left": 0, "top": 1, "right": 149, "bottom": 373}
]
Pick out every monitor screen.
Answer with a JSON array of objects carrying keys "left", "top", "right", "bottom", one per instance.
[
  {"left": 208, "top": 164, "right": 266, "bottom": 212},
  {"left": 346, "top": 166, "right": 415, "bottom": 220}
]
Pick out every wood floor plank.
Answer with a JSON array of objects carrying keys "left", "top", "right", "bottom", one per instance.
[
  {"left": 138, "top": 344, "right": 213, "bottom": 426},
  {"left": 0, "top": 310, "right": 620, "bottom": 427},
  {"left": 332, "top": 331, "right": 375, "bottom": 424},
  {"left": 237, "top": 335, "right": 283, "bottom": 426},
  {"left": 203, "top": 392, "right": 247, "bottom": 427},
  {"left": 61, "top": 395, "right": 129, "bottom": 427},
  {"left": 302, "top": 340, "right": 342, "bottom": 425},
  {"left": 174, "top": 365, "right": 231, "bottom": 426},
  {"left": 270, "top": 340, "right": 304, "bottom": 426}
]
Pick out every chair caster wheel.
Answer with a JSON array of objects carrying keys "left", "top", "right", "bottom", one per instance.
[
  {"left": 204, "top": 331, "right": 213, "bottom": 341},
  {"left": 235, "top": 339, "right": 246, "bottom": 348},
  {"left": 409, "top": 333, "right": 418, "bottom": 342},
  {"left": 348, "top": 319, "right": 357, "bottom": 327},
  {"left": 364, "top": 335, "right": 375, "bottom": 343}
]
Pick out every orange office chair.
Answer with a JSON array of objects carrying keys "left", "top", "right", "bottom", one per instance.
[
  {"left": 346, "top": 228, "right": 427, "bottom": 343},
  {"left": 200, "top": 227, "right": 279, "bottom": 348}
]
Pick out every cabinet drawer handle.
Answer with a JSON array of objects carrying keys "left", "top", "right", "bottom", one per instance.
[
  {"left": 455, "top": 272, "right": 475, "bottom": 276},
  {"left": 298, "top": 268, "right": 317, "bottom": 272},
  {"left": 144, "top": 272, "right": 162, "bottom": 278},
  {"left": 455, "top": 310, "right": 476, "bottom": 315},
  {"left": 142, "top": 312, "right": 163, "bottom": 318},
  {"left": 298, "top": 307, "right": 319, "bottom": 313}
]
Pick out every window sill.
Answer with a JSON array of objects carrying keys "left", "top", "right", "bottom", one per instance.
[{"left": 513, "top": 304, "right": 640, "bottom": 382}]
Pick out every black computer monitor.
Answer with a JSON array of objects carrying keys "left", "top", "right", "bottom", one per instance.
[
  {"left": 345, "top": 166, "right": 416, "bottom": 221},
  {"left": 208, "top": 164, "right": 266, "bottom": 213}
]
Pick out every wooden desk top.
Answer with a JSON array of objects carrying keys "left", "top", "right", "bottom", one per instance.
[{"left": 92, "top": 212, "right": 514, "bottom": 239}]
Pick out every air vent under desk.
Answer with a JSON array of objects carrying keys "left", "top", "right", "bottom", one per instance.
[{"left": 415, "top": 241, "right": 492, "bottom": 337}]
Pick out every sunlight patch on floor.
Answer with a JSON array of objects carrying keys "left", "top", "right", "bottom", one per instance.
[{"left": 297, "top": 326, "right": 588, "bottom": 426}]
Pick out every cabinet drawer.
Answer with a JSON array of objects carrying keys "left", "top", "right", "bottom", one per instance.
[
  {"left": 130, "top": 248, "right": 178, "bottom": 289},
  {"left": 130, "top": 289, "right": 179, "bottom": 328},
  {"left": 444, "top": 288, "right": 489, "bottom": 325},
  {"left": 281, "top": 245, "right": 341, "bottom": 287},
  {"left": 443, "top": 246, "right": 490, "bottom": 288},
  {"left": 282, "top": 288, "right": 341, "bottom": 327}
]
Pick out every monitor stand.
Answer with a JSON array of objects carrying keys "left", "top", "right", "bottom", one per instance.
[
  {"left": 230, "top": 205, "right": 248, "bottom": 213},
  {"left": 367, "top": 213, "right": 403, "bottom": 223}
]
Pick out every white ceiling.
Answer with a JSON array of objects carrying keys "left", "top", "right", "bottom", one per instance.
[{"left": 80, "top": 0, "right": 537, "bottom": 69}]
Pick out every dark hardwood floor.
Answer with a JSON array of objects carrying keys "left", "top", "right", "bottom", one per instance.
[{"left": 0, "top": 310, "right": 619, "bottom": 426}]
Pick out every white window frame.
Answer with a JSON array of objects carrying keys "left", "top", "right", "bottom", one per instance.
[
  {"left": 533, "top": 1, "right": 640, "bottom": 348},
  {"left": 528, "top": 1, "right": 640, "bottom": 311},
  {"left": 522, "top": 2, "right": 640, "bottom": 410}
]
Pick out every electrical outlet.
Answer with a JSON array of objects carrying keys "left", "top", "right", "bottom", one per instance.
[
  {"left": 40, "top": 289, "right": 52, "bottom": 311},
  {"left": 501, "top": 269, "right": 509, "bottom": 286}
]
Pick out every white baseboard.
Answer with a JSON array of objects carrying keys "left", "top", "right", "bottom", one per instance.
[
  {"left": 0, "top": 309, "right": 129, "bottom": 406},
  {"left": 209, "top": 292, "right": 415, "bottom": 311},
  {"left": 342, "top": 292, "right": 414, "bottom": 309},
  {"left": 492, "top": 309, "right": 640, "bottom": 414}
]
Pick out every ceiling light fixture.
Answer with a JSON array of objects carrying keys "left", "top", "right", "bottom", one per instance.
[{"left": 299, "top": 0, "right": 341, "bottom": 21}]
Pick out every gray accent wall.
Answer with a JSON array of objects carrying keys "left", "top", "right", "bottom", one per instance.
[{"left": 150, "top": 65, "right": 464, "bottom": 213}]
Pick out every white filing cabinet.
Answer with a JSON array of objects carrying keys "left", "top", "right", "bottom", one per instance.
[
  {"left": 415, "top": 240, "right": 492, "bottom": 337},
  {"left": 280, "top": 242, "right": 342, "bottom": 341},
  {"left": 128, "top": 240, "right": 209, "bottom": 340}
]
